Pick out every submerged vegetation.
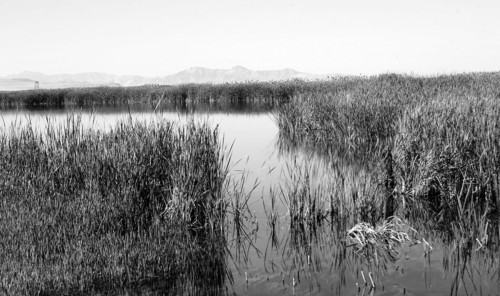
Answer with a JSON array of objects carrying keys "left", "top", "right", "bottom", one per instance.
[{"left": 0, "top": 116, "right": 233, "bottom": 295}]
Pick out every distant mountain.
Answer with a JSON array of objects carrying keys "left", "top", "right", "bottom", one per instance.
[
  {"left": 152, "top": 66, "right": 309, "bottom": 85},
  {"left": 1, "top": 66, "right": 330, "bottom": 90}
]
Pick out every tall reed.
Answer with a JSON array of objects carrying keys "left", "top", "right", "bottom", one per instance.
[
  {"left": 275, "top": 72, "right": 500, "bottom": 245},
  {"left": 0, "top": 115, "right": 232, "bottom": 294}
]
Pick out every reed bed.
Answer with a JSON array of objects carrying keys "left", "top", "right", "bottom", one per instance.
[
  {"left": 392, "top": 94, "right": 500, "bottom": 239},
  {"left": 275, "top": 72, "right": 500, "bottom": 244},
  {"left": 0, "top": 116, "right": 233, "bottom": 295},
  {"left": 268, "top": 72, "right": 500, "bottom": 294},
  {"left": 0, "top": 80, "right": 311, "bottom": 108}
]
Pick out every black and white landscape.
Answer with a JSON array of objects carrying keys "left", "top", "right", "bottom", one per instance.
[{"left": 1, "top": 1, "right": 499, "bottom": 295}]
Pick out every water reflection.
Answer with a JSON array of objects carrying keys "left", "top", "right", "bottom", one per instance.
[
  {"left": 0, "top": 100, "right": 275, "bottom": 115},
  {"left": 115, "top": 224, "right": 232, "bottom": 296},
  {"left": 266, "top": 123, "right": 500, "bottom": 296},
  {"left": 275, "top": 124, "right": 387, "bottom": 170}
]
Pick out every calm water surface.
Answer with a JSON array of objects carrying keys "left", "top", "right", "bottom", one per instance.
[{"left": 1, "top": 105, "right": 498, "bottom": 296}]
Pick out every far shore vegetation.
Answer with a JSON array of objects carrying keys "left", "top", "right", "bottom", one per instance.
[{"left": 1, "top": 71, "right": 497, "bottom": 110}]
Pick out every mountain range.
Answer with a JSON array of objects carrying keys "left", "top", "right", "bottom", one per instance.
[{"left": 0, "top": 66, "right": 330, "bottom": 91}]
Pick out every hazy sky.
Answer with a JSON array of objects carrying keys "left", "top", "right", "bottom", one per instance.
[{"left": 1, "top": 0, "right": 499, "bottom": 76}]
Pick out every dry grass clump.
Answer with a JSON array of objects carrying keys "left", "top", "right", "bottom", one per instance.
[
  {"left": 347, "top": 217, "right": 419, "bottom": 269},
  {"left": 347, "top": 217, "right": 414, "bottom": 249}
]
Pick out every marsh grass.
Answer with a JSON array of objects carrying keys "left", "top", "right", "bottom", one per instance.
[
  {"left": 225, "top": 168, "right": 261, "bottom": 267},
  {"left": 270, "top": 72, "right": 500, "bottom": 294},
  {"left": 442, "top": 237, "right": 500, "bottom": 296},
  {"left": 263, "top": 155, "right": 391, "bottom": 289},
  {"left": 275, "top": 155, "right": 386, "bottom": 230},
  {"left": 0, "top": 80, "right": 306, "bottom": 109},
  {"left": 0, "top": 115, "right": 233, "bottom": 295},
  {"left": 279, "top": 157, "right": 330, "bottom": 226},
  {"left": 392, "top": 94, "right": 500, "bottom": 238},
  {"left": 275, "top": 72, "right": 500, "bottom": 243}
]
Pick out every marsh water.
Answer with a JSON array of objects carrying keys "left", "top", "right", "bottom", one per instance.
[{"left": 1, "top": 103, "right": 498, "bottom": 296}]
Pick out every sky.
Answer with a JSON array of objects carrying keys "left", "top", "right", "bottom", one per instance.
[{"left": 1, "top": 0, "right": 499, "bottom": 77}]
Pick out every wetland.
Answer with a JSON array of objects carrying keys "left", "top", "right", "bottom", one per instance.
[{"left": 0, "top": 73, "right": 499, "bottom": 295}]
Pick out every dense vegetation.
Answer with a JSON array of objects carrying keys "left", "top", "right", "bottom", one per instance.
[
  {"left": 265, "top": 73, "right": 500, "bottom": 295},
  {"left": 275, "top": 72, "right": 500, "bottom": 244},
  {"left": 0, "top": 80, "right": 308, "bottom": 108},
  {"left": 0, "top": 117, "right": 232, "bottom": 295}
]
